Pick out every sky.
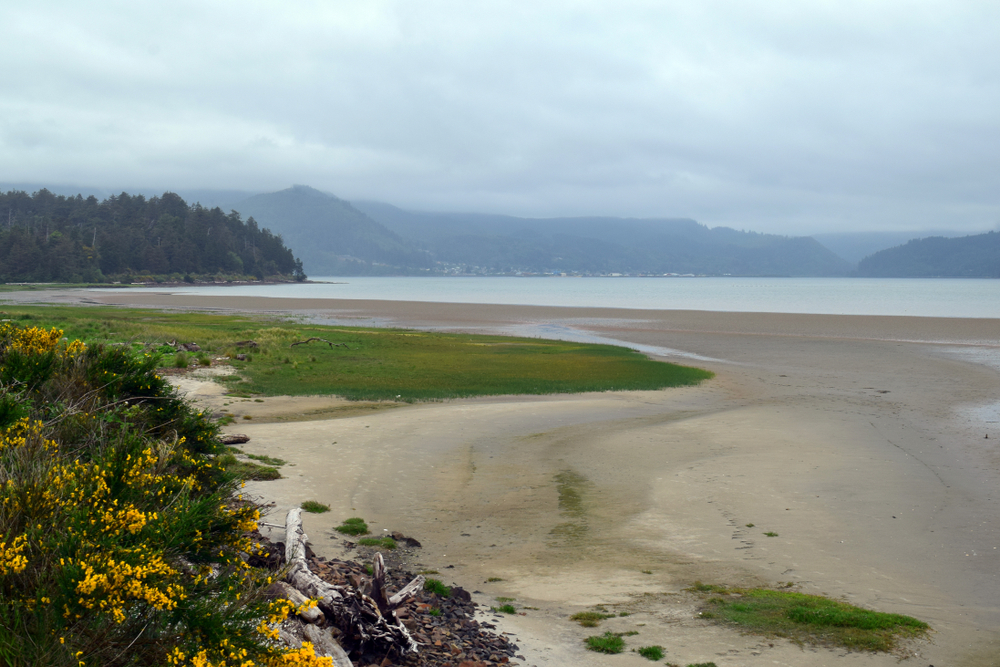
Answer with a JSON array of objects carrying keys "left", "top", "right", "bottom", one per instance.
[{"left": 2, "top": 1, "right": 999, "bottom": 235}]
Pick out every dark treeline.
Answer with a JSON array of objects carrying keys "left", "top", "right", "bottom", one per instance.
[{"left": 0, "top": 189, "right": 304, "bottom": 283}]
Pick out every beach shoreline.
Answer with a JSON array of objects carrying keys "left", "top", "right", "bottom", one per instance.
[{"left": 5, "top": 288, "right": 1000, "bottom": 666}]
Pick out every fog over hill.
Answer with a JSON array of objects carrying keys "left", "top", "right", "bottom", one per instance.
[{"left": 234, "top": 185, "right": 854, "bottom": 277}]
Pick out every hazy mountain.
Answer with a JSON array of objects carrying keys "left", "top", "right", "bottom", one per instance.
[
  {"left": 235, "top": 186, "right": 433, "bottom": 275},
  {"left": 353, "top": 201, "right": 852, "bottom": 276},
  {"left": 857, "top": 231, "right": 1000, "bottom": 277},
  {"left": 812, "top": 230, "right": 967, "bottom": 264}
]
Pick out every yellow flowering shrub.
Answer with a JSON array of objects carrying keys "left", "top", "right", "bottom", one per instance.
[{"left": 0, "top": 323, "right": 329, "bottom": 666}]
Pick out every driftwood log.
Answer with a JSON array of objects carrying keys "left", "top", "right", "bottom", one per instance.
[
  {"left": 289, "top": 337, "right": 350, "bottom": 350},
  {"left": 283, "top": 508, "right": 423, "bottom": 658}
]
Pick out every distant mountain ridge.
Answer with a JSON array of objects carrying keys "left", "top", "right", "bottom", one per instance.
[
  {"left": 353, "top": 200, "right": 852, "bottom": 276},
  {"left": 857, "top": 231, "right": 1000, "bottom": 277}
]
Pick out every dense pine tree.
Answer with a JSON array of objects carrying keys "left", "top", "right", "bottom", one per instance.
[{"left": 0, "top": 189, "right": 304, "bottom": 282}]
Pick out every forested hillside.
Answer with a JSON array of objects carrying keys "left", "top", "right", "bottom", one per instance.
[
  {"left": 354, "top": 201, "right": 852, "bottom": 276},
  {"left": 236, "top": 186, "right": 433, "bottom": 275},
  {"left": 0, "top": 189, "right": 304, "bottom": 283},
  {"left": 857, "top": 231, "right": 1000, "bottom": 277}
]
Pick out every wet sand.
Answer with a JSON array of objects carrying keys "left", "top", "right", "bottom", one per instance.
[{"left": 6, "top": 289, "right": 1000, "bottom": 666}]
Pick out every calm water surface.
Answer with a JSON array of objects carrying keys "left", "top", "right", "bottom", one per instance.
[{"left": 131, "top": 276, "right": 1000, "bottom": 319}]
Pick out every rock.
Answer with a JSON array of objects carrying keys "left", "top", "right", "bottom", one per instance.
[{"left": 219, "top": 434, "right": 250, "bottom": 444}]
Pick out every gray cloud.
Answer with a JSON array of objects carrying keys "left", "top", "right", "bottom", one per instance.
[{"left": 1, "top": 0, "right": 998, "bottom": 234}]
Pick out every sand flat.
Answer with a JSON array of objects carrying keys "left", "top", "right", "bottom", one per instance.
[{"left": 7, "top": 288, "right": 1000, "bottom": 665}]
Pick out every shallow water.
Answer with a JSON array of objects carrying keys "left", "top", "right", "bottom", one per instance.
[{"left": 117, "top": 276, "right": 1000, "bottom": 318}]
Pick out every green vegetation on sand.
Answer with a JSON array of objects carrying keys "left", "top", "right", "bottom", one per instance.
[
  {"left": 584, "top": 632, "right": 625, "bottom": 654},
  {"left": 335, "top": 517, "right": 369, "bottom": 536},
  {"left": 697, "top": 586, "right": 929, "bottom": 652},
  {"left": 0, "top": 305, "right": 714, "bottom": 401}
]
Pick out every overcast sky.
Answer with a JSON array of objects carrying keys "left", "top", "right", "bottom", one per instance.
[{"left": 2, "top": 1, "right": 999, "bottom": 235}]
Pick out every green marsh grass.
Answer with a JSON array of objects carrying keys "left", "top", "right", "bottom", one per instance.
[
  {"left": 1, "top": 305, "right": 713, "bottom": 401},
  {"left": 697, "top": 587, "right": 929, "bottom": 652}
]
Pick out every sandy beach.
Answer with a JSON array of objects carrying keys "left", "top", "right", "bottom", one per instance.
[{"left": 5, "top": 289, "right": 1000, "bottom": 666}]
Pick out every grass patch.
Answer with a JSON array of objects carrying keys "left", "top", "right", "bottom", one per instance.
[
  {"left": 636, "top": 645, "right": 664, "bottom": 660},
  {"left": 585, "top": 632, "right": 625, "bottom": 654},
  {"left": 429, "top": 607, "right": 441, "bottom": 617},
  {"left": 246, "top": 453, "right": 286, "bottom": 466},
  {"left": 485, "top": 576, "right": 503, "bottom": 582},
  {"left": 491, "top": 604, "right": 517, "bottom": 614},
  {"left": 0, "top": 305, "right": 713, "bottom": 401},
  {"left": 334, "top": 517, "right": 369, "bottom": 536},
  {"left": 300, "top": 500, "right": 330, "bottom": 513},
  {"left": 423, "top": 579, "right": 451, "bottom": 597},
  {"left": 764, "top": 531, "right": 779, "bottom": 537},
  {"left": 217, "top": 455, "right": 281, "bottom": 481},
  {"left": 570, "top": 611, "right": 616, "bottom": 627},
  {"left": 689, "top": 581, "right": 727, "bottom": 593},
  {"left": 357, "top": 537, "right": 396, "bottom": 550},
  {"left": 697, "top": 587, "right": 929, "bottom": 652},
  {"left": 495, "top": 596, "right": 515, "bottom": 603}
]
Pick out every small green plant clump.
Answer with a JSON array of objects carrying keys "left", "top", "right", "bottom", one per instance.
[
  {"left": 699, "top": 587, "right": 929, "bottom": 652},
  {"left": 570, "top": 610, "right": 617, "bottom": 627},
  {"left": 636, "top": 645, "right": 665, "bottom": 660},
  {"left": 429, "top": 607, "right": 442, "bottom": 617},
  {"left": 491, "top": 604, "right": 517, "bottom": 614},
  {"left": 335, "top": 517, "right": 369, "bottom": 535},
  {"left": 246, "top": 453, "right": 287, "bottom": 466},
  {"left": 689, "top": 581, "right": 728, "bottom": 593},
  {"left": 585, "top": 632, "right": 625, "bottom": 654},
  {"left": 764, "top": 531, "right": 779, "bottom": 537},
  {"left": 300, "top": 500, "right": 331, "bottom": 513},
  {"left": 357, "top": 537, "right": 397, "bottom": 550},
  {"left": 486, "top": 576, "right": 504, "bottom": 582},
  {"left": 215, "top": 453, "right": 281, "bottom": 481},
  {"left": 424, "top": 579, "right": 451, "bottom": 597}
]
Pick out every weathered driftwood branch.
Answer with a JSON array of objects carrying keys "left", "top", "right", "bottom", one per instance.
[
  {"left": 289, "top": 337, "right": 350, "bottom": 350},
  {"left": 282, "top": 508, "right": 421, "bottom": 657}
]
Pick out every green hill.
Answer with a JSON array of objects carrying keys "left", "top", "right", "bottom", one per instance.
[
  {"left": 0, "top": 189, "right": 303, "bottom": 282},
  {"left": 235, "top": 186, "right": 433, "bottom": 275},
  {"left": 857, "top": 231, "right": 1000, "bottom": 277}
]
